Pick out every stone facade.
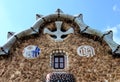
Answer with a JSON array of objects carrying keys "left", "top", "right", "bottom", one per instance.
[{"left": 0, "top": 9, "right": 120, "bottom": 82}]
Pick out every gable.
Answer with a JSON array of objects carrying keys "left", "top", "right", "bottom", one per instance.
[{"left": 1, "top": 9, "right": 120, "bottom": 82}]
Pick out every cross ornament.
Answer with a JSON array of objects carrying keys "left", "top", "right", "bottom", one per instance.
[{"left": 44, "top": 21, "right": 74, "bottom": 42}]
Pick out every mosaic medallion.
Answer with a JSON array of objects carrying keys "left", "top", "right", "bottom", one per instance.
[
  {"left": 22, "top": 45, "right": 41, "bottom": 59},
  {"left": 77, "top": 45, "right": 95, "bottom": 57}
]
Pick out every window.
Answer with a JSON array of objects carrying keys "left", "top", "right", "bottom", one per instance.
[{"left": 54, "top": 56, "right": 64, "bottom": 69}]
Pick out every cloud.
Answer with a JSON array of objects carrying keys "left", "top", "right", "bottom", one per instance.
[
  {"left": 106, "top": 24, "right": 120, "bottom": 44},
  {"left": 113, "top": 4, "right": 120, "bottom": 12},
  {"left": 106, "top": 24, "right": 120, "bottom": 33}
]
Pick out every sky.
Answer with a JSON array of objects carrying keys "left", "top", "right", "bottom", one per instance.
[{"left": 0, "top": 0, "right": 120, "bottom": 46}]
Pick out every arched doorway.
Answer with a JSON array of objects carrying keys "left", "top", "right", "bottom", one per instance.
[{"left": 46, "top": 72, "right": 75, "bottom": 82}]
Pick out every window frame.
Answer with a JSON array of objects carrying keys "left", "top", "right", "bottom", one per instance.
[{"left": 54, "top": 56, "right": 65, "bottom": 69}]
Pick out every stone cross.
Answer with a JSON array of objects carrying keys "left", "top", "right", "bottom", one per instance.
[{"left": 44, "top": 21, "right": 74, "bottom": 42}]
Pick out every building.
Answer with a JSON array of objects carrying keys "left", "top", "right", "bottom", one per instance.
[{"left": 0, "top": 9, "right": 120, "bottom": 82}]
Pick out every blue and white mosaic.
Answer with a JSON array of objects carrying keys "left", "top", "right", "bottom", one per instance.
[{"left": 23, "top": 45, "right": 41, "bottom": 59}]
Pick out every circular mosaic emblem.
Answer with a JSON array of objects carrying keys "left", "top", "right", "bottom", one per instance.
[
  {"left": 77, "top": 45, "right": 95, "bottom": 57},
  {"left": 23, "top": 45, "right": 41, "bottom": 59}
]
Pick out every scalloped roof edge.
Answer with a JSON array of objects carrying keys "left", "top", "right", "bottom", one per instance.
[{"left": 0, "top": 9, "right": 120, "bottom": 55}]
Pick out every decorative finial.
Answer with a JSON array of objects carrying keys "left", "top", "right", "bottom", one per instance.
[
  {"left": 55, "top": 8, "right": 63, "bottom": 14},
  {"left": 75, "top": 14, "right": 83, "bottom": 22},
  {"left": 36, "top": 14, "right": 43, "bottom": 20},
  {"left": 7, "top": 32, "right": 15, "bottom": 39}
]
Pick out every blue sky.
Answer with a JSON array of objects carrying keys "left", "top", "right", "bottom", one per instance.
[{"left": 0, "top": 0, "right": 120, "bottom": 46}]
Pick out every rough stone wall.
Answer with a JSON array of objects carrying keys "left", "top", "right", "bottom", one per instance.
[{"left": 0, "top": 26, "right": 120, "bottom": 82}]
